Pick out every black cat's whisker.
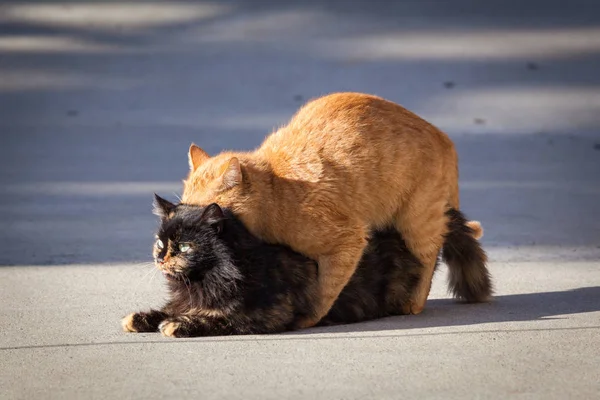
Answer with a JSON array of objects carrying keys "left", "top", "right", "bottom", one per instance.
[
  {"left": 149, "top": 268, "right": 160, "bottom": 285},
  {"left": 141, "top": 266, "right": 156, "bottom": 281},
  {"left": 133, "top": 265, "right": 159, "bottom": 293},
  {"left": 131, "top": 260, "right": 153, "bottom": 266},
  {"left": 132, "top": 265, "right": 154, "bottom": 273},
  {"left": 131, "top": 261, "right": 155, "bottom": 271}
]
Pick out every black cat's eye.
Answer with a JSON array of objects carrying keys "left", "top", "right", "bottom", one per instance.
[
  {"left": 156, "top": 239, "right": 164, "bottom": 249},
  {"left": 178, "top": 243, "right": 191, "bottom": 253}
]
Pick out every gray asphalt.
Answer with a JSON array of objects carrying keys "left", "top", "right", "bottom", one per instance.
[{"left": 1, "top": 1, "right": 599, "bottom": 399}]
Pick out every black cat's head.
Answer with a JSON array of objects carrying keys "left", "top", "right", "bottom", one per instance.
[{"left": 152, "top": 194, "right": 226, "bottom": 282}]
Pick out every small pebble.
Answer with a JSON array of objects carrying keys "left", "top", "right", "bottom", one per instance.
[
  {"left": 67, "top": 110, "right": 79, "bottom": 117},
  {"left": 593, "top": 143, "right": 600, "bottom": 150},
  {"left": 527, "top": 62, "right": 539, "bottom": 70},
  {"left": 443, "top": 81, "right": 455, "bottom": 89},
  {"left": 293, "top": 95, "right": 303, "bottom": 102},
  {"left": 473, "top": 118, "right": 486, "bottom": 125}
]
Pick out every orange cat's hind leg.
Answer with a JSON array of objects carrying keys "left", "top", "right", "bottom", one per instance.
[
  {"left": 395, "top": 199, "right": 449, "bottom": 315},
  {"left": 295, "top": 231, "right": 368, "bottom": 329}
]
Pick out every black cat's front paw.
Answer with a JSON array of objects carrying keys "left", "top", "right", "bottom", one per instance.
[
  {"left": 121, "top": 311, "right": 163, "bottom": 333},
  {"left": 159, "top": 318, "right": 190, "bottom": 338}
]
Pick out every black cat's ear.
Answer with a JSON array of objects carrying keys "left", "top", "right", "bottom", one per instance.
[
  {"left": 153, "top": 194, "right": 176, "bottom": 218},
  {"left": 200, "top": 203, "right": 225, "bottom": 233}
]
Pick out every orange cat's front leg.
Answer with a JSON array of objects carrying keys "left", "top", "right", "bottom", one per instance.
[{"left": 295, "top": 234, "right": 368, "bottom": 329}]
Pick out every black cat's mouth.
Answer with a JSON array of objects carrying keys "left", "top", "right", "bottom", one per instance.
[{"left": 162, "top": 270, "right": 184, "bottom": 282}]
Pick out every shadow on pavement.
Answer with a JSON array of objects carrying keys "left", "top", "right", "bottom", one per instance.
[{"left": 300, "top": 286, "right": 600, "bottom": 335}]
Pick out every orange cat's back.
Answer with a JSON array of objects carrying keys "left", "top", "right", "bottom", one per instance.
[{"left": 257, "top": 92, "right": 458, "bottom": 226}]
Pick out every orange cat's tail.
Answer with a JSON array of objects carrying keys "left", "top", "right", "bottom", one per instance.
[{"left": 443, "top": 209, "right": 492, "bottom": 302}]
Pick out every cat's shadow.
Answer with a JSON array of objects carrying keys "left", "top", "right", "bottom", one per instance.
[{"left": 291, "top": 286, "right": 600, "bottom": 335}]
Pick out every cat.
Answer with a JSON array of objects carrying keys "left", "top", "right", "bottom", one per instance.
[
  {"left": 180, "top": 92, "right": 492, "bottom": 327},
  {"left": 121, "top": 195, "right": 487, "bottom": 338}
]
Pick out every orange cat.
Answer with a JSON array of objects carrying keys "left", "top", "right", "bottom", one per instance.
[{"left": 181, "top": 92, "right": 491, "bottom": 327}]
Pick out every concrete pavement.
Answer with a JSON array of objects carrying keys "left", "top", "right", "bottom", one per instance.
[{"left": 1, "top": 1, "right": 599, "bottom": 399}]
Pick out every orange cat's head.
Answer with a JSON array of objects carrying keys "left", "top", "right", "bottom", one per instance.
[{"left": 181, "top": 144, "right": 247, "bottom": 208}]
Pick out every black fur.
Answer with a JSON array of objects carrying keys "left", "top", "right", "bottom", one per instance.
[
  {"left": 124, "top": 197, "right": 424, "bottom": 337},
  {"left": 443, "top": 208, "right": 492, "bottom": 302}
]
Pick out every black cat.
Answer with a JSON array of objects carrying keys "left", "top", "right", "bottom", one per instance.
[{"left": 122, "top": 195, "right": 488, "bottom": 337}]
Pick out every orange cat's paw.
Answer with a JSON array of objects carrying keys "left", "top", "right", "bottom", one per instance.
[
  {"left": 400, "top": 302, "right": 424, "bottom": 315},
  {"left": 159, "top": 319, "right": 183, "bottom": 337},
  {"left": 408, "top": 301, "right": 425, "bottom": 315},
  {"left": 294, "top": 316, "right": 320, "bottom": 330}
]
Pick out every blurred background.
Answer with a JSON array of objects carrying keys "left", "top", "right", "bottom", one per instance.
[{"left": 1, "top": 0, "right": 599, "bottom": 265}]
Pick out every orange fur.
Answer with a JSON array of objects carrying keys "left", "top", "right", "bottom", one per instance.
[{"left": 182, "top": 92, "right": 460, "bottom": 326}]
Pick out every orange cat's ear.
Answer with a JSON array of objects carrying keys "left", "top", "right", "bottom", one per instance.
[
  {"left": 221, "top": 157, "right": 242, "bottom": 190},
  {"left": 188, "top": 144, "right": 210, "bottom": 171}
]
